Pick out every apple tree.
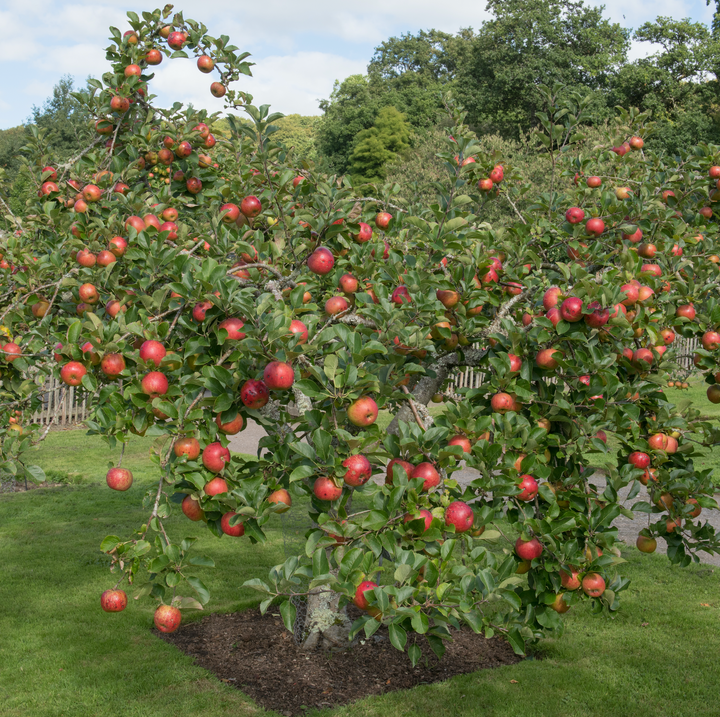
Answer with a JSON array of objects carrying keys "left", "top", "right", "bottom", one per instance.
[{"left": 1, "top": 7, "right": 720, "bottom": 660}]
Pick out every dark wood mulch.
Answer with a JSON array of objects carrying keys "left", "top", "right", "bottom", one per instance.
[{"left": 159, "top": 607, "right": 522, "bottom": 715}]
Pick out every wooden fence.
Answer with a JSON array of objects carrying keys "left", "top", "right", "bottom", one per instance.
[{"left": 30, "top": 338, "right": 701, "bottom": 428}]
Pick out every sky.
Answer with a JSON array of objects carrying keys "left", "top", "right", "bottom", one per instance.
[{"left": 0, "top": 0, "right": 716, "bottom": 130}]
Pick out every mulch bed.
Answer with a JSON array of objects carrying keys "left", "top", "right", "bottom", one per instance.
[{"left": 159, "top": 607, "right": 522, "bottom": 715}]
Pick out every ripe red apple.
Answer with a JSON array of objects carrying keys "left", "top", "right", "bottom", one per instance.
[
  {"left": 702, "top": 331, "right": 720, "bottom": 350},
  {"left": 490, "top": 392, "right": 516, "bottom": 414},
  {"left": 633, "top": 348, "right": 653, "bottom": 367},
  {"left": 560, "top": 568, "right": 581, "bottom": 590},
  {"left": 636, "top": 535, "right": 657, "bottom": 553},
  {"left": 218, "top": 318, "right": 246, "bottom": 340},
  {"left": 192, "top": 300, "right": 212, "bottom": 322},
  {"left": 216, "top": 412, "right": 244, "bottom": 435},
  {"left": 268, "top": 489, "right": 292, "bottom": 512},
  {"left": 325, "top": 296, "right": 349, "bottom": 315},
  {"left": 490, "top": 165, "right": 504, "bottom": 182},
  {"left": 210, "top": 82, "right": 226, "bottom": 98},
  {"left": 146, "top": 48, "right": 162, "bottom": 65},
  {"left": 106, "top": 467, "right": 133, "bottom": 491},
  {"left": 139, "top": 340, "right": 166, "bottom": 366},
  {"left": 515, "top": 537, "right": 543, "bottom": 560},
  {"left": 586, "top": 176, "right": 601, "bottom": 188},
  {"left": 288, "top": 319, "right": 308, "bottom": 343},
  {"left": 60, "top": 361, "right": 87, "bottom": 386},
  {"left": 353, "top": 580, "right": 379, "bottom": 612},
  {"left": 342, "top": 454, "right": 372, "bottom": 486},
  {"left": 181, "top": 495, "right": 204, "bottom": 521},
  {"left": 391, "top": 286, "right": 412, "bottom": 305},
  {"left": 313, "top": 476, "right": 342, "bottom": 501},
  {"left": 263, "top": 361, "right": 294, "bottom": 390},
  {"left": 445, "top": 501, "right": 474, "bottom": 532},
  {"left": 347, "top": 396, "right": 378, "bottom": 426},
  {"left": 517, "top": 474, "right": 538, "bottom": 501},
  {"left": 141, "top": 371, "right": 168, "bottom": 397},
  {"left": 550, "top": 593, "right": 571, "bottom": 614},
  {"left": 660, "top": 328, "right": 675, "bottom": 345},
  {"left": 584, "top": 302, "right": 609, "bottom": 328},
  {"left": 197, "top": 54, "right": 215, "bottom": 73},
  {"left": 565, "top": 207, "right": 585, "bottom": 224},
  {"left": 202, "top": 443, "right": 231, "bottom": 473},
  {"left": 77, "top": 249, "right": 96, "bottom": 267},
  {"left": 707, "top": 384, "right": 720, "bottom": 403},
  {"left": 404, "top": 509, "right": 433, "bottom": 532},
  {"left": 543, "top": 287, "right": 562, "bottom": 310},
  {"left": 536, "top": 348, "right": 562, "bottom": 370},
  {"left": 448, "top": 435, "right": 472, "bottom": 453},
  {"left": 623, "top": 228, "right": 643, "bottom": 242},
  {"left": 307, "top": 247, "right": 334, "bottom": 275},
  {"left": 676, "top": 304, "right": 695, "bottom": 321},
  {"left": 240, "top": 195, "right": 262, "bottom": 218},
  {"left": 175, "top": 437, "right": 201, "bottom": 460},
  {"left": 353, "top": 222, "right": 373, "bottom": 243},
  {"left": 125, "top": 215, "right": 145, "bottom": 233},
  {"left": 560, "top": 296, "right": 583, "bottom": 322},
  {"left": 220, "top": 511, "right": 245, "bottom": 537},
  {"left": 628, "top": 451, "right": 651, "bottom": 469},
  {"left": 240, "top": 379, "right": 270, "bottom": 409},
  {"left": 108, "top": 236, "right": 127, "bottom": 256},
  {"left": 339, "top": 274, "right": 359, "bottom": 293},
  {"left": 186, "top": 177, "right": 202, "bottom": 194},
  {"left": 375, "top": 212, "right": 392, "bottom": 230},
  {"left": 386, "top": 458, "right": 414, "bottom": 484},
  {"left": 410, "top": 462, "right": 441, "bottom": 491},
  {"left": 582, "top": 573, "right": 606, "bottom": 598},
  {"left": 100, "top": 589, "right": 127, "bottom": 612},
  {"left": 100, "top": 353, "right": 125, "bottom": 377},
  {"left": 620, "top": 283, "right": 639, "bottom": 306},
  {"left": 585, "top": 218, "right": 605, "bottom": 236},
  {"left": 154, "top": 604, "right": 181, "bottom": 633}
]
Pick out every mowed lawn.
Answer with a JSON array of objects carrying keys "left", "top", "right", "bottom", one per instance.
[{"left": 0, "top": 399, "right": 719, "bottom": 717}]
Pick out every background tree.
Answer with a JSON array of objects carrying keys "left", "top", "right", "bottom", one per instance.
[{"left": 349, "top": 106, "right": 412, "bottom": 183}]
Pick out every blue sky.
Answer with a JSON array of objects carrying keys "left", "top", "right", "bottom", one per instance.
[{"left": 0, "top": 0, "right": 716, "bottom": 130}]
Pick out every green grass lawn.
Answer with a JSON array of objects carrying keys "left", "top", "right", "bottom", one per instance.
[{"left": 1, "top": 422, "right": 720, "bottom": 716}]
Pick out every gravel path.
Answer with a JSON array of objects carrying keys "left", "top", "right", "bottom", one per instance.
[{"left": 229, "top": 420, "right": 720, "bottom": 567}]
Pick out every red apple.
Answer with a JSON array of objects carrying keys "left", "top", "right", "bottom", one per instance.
[
  {"left": 347, "top": 396, "right": 378, "bottom": 426},
  {"left": 342, "top": 454, "right": 372, "bottom": 486},
  {"left": 543, "top": 287, "right": 562, "bottom": 310},
  {"left": 391, "top": 286, "right": 412, "bottom": 305},
  {"left": 154, "top": 605, "right": 181, "bottom": 633},
  {"left": 676, "top": 304, "right": 695, "bottom": 321},
  {"left": 582, "top": 572, "right": 606, "bottom": 598},
  {"left": 175, "top": 437, "right": 201, "bottom": 460},
  {"left": 707, "top": 384, "right": 720, "bottom": 403},
  {"left": 353, "top": 580, "right": 379, "bottom": 612},
  {"left": 584, "top": 302, "right": 609, "bottom": 328},
  {"left": 560, "top": 297, "right": 583, "bottom": 322},
  {"left": 240, "top": 195, "right": 262, "bottom": 218},
  {"left": 268, "top": 489, "right": 292, "bottom": 512},
  {"left": 216, "top": 412, "right": 244, "bottom": 435},
  {"left": 181, "top": 495, "right": 204, "bottom": 521},
  {"left": 240, "top": 379, "right": 270, "bottom": 409},
  {"left": 515, "top": 537, "right": 543, "bottom": 560},
  {"left": 141, "top": 371, "right": 168, "bottom": 397},
  {"left": 202, "top": 443, "right": 231, "bottom": 473},
  {"left": 636, "top": 535, "right": 657, "bottom": 553},
  {"left": 106, "top": 467, "right": 133, "bottom": 491},
  {"left": 192, "top": 300, "right": 212, "bottom": 322},
  {"left": 100, "top": 353, "right": 125, "bottom": 377},
  {"left": 404, "top": 509, "right": 433, "bottom": 532},
  {"left": 702, "top": 331, "right": 720, "bottom": 350},
  {"left": 197, "top": 54, "right": 215, "bottom": 73},
  {"left": 288, "top": 319, "right": 308, "bottom": 343},
  {"left": 565, "top": 207, "right": 585, "bottom": 224},
  {"left": 60, "top": 361, "right": 86, "bottom": 386},
  {"left": 386, "top": 458, "right": 414, "bottom": 484},
  {"left": 313, "top": 476, "right": 342, "bottom": 501},
  {"left": 560, "top": 568, "right": 581, "bottom": 590},
  {"left": 448, "top": 435, "right": 472, "bottom": 453},
  {"left": 586, "top": 176, "right": 601, "bottom": 188},
  {"left": 100, "top": 589, "right": 127, "bottom": 612},
  {"left": 108, "top": 236, "right": 127, "bottom": 256},
  {"left": 218, "top": 318, "right": 246, "bottom": 341},
  {"left": 375, "top": 212, "right": 392, "bottom": 230},
  {"left": 628, "top": 451, "right": 651, "bottom": 469},
  {"left": 536, "top": 348, "right": 562, "bottom": 370},
  {"left": 410, "top": 462, "right": 441, "bottom": 491},
  {"left": 445, "top": 501, "right": 474, "bottom": 532},
  {"left": 139, "top": 340, "right": 166, "bottom": 366},
  {"left": 325, "top": 296, "right": 349, "bottom": 315},
  {"left": 517, "top": 474, "right": 538, "bottom": 501},
  {"left": 585, "top": 218, "right": 605, "bottom": 236},
  {"left": 263, "top": 361, "right": 294, "bottom": 390},
  {"left": 490, "top": 392, "right": 516, "bottom": 414},
  {"left": 339, "top": 274, "right": 359, "bottom": 293},
  {"left": 353, "top": 222, "right": 373, "bottom": 243},
  {"left": 307, "top": 247, "right": 334, "bottom": 275}
]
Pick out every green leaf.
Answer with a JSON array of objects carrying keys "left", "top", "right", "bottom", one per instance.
[
  {"left": 24, "top": 465, "right": 46, "bottom": 483},
  {"left": 408, "top": 644, "right": 422, "bottom": 667},
  {"left": 186, "top": 576, "right": 211, "bottom": 605},
  {"left": 280, "top": 600, "right": 296, "bottom": 633},
  {"left": 67, "top": 320, "right": 82, "bottom": 345},
  {"left": 389, "top": 623, "right": 407, "bottom": 651},
  {"left": 187, "top": 555, "right": 215, "bottom": 568}
]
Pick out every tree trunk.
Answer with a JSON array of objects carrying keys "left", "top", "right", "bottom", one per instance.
[{"left": 301, "top": 568, "right": 353, "bottom": 650}]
